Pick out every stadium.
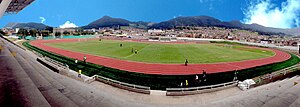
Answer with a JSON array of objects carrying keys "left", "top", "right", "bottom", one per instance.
[
  {"left": 2, "top": 0, "right": 300, "bottom": 106},
  {"left": 23, "top": 36, "right": 299, "bottom": 93}
]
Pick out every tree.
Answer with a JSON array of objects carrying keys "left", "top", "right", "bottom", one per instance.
[
  {"left": 17, "top": 29, "right": 28, "bottom": 39},
  {"left": 29, "top": 29, "right": 38, "bottom": 37},
  {"left": 0, "top": 30, "right": 5, "bottom": 35},
  {"left": 63, "top": 31, "right": 70, "bottom": 35},
  {"left": 41, "top": 30, "right": 50, "bottom": 36},
  {"left": 45, "top": 26, "right": 53, "bottom": 33},
  {"left": 55, "top": 32, "right": 61, "bottom": 36}
]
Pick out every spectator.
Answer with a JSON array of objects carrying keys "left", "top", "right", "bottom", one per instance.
[
  {"left": 78, "top": 70, "right": 82, "bottom": 78},
  {"left": 195, "top": 74, "right": 200, "bottom": 85},
  {"left": 268, "top": 73, "right": 273, "bottom": 82},
  {"left": 75, "top": 58, "right": 78, "bottom": 64},
  {"left": 185, "top": 80, "right": 189, "bottom": 86},
  {"left": 233, "top": 70, "right": 238, "bottom": 81},
  {"left": 203, "top": 70, "right": 207, "bottom": 82}
]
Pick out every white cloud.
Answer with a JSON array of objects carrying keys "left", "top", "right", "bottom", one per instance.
[
  {"left": 59, "top": 21, "right": 78, "bottom": 28},
  {"left": 39, "top": 17, "right": 46, "bottom": 23},
  {"left": 243, "top": 0, "right": 300, "bottom": 29}
]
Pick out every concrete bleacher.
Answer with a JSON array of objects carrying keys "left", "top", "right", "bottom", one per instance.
[
  {"left": 1, "top": 37, "right": 79, "bottom": 106},
  {"left": 0, "top": 38, "right": 52, "bottom": 106},
  {"left": 207, "top": 76, "right": 300, "bottom": 107},
  {"left": 1, "top": 36, "right": 117, "bottom": 106}
]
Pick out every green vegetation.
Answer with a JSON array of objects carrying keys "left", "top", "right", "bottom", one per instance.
[
  {"left": 23, "top": 41, "right": 300, "bottom": 90},
  {"left": 45, "top": 39, "right": 274, "bottom": 64}
]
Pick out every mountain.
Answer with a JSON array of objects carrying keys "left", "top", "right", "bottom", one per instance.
[
  {"left": 4, "top": 22, "right": 50, "bottom": 30},
  {"left": 4, "top": 16, "right": 300, "bottom": 36},
  {"left": 227, "top": 21, "right": 298, "bottom": 36},
  {"left": 150, "top": 16, "right": 300, "bottom": 36},
  {"left": 82, "top": 16, "right": 131, "bottom": 29},
  {"left": 82, "top": 16, "right": 153, "bottom": 29},
  {"left": 150, "top": 16, "right": 229, "bottom": 29},
  {"left": 81, "top": 15, "right": 300, "bottom": 36},
  {"left": 285, "top": 28, "right": 300, "bottom": 36}
]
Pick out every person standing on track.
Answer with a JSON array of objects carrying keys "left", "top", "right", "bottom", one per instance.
[
  {"left": 185, "top": 59, "right": 188, "bottom": 66},
  {"left": 83, "top": 56, "right": 87, "bottom": 63}
]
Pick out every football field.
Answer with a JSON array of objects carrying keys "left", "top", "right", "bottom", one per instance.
[{"left": 45, "top": 39, "right": 274, "bottom": 64}]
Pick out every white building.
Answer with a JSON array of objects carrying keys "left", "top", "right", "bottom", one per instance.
[{"left": 148, "top": 29, "right": 164, "bottom": 33}]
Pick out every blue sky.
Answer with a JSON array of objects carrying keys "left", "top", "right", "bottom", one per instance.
[{"left": 1, "top": 0, "right": 299, "bottom": 28}]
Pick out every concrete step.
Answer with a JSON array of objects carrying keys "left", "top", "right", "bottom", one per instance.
[
  {"left": 217, "top": 76, "right": 300, "bottom": 107},
  {"left": 262, "top": 76, "right": 300, "bottom": 107},
  {"left": 22, "top": 49, "right": 100, "bottom": 107},
  {"left": 26, "top": 59, "right": 80, "bottom": 107},
  {"left": 248, "top": 76, "right": 298, "bottom": 93},
  {"left": 12, "top": 44, "right": 79, "bottom": 107},
  {"left": 0, "top": 40, "right": 51, "bottom": 107}
]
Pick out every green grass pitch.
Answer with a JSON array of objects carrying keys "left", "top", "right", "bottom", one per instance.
[{"left": 45, "top": 39, "right": 274, "bottom": 64}]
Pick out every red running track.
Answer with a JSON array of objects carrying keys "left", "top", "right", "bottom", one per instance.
[{"left": 30, "top": 39, "right": 291, "bottom": 75}]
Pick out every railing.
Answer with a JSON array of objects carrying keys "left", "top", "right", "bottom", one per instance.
[
  {"left": 95, "top": 75, "right": 151, "bottom": 94},
  {"left": 43, "top": 56, "right": 69, "bottom": 70},
  {"left": 166, "top": 81, "right": 238, "bottom": 96},
  {"left": 37, "top": 56, "right": 97, "bottom": 83},
  {"left": 253, "top": 64, "right": 300, "bottom": 85},
  {"left": 32, "top": 50, "right": 43, "bottom": 58}
]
